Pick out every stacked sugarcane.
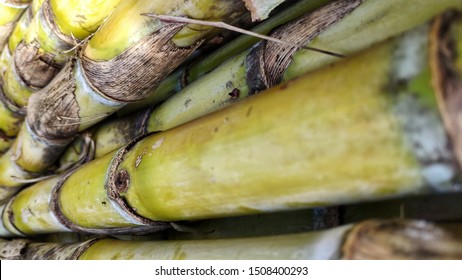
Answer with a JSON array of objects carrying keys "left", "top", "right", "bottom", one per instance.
[{"left": 1, "top": 0, "right": 462, "bottom": 259}]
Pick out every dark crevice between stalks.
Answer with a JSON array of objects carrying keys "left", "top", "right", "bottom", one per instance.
[
  {"left": 430, "top": 11, "right": 462, "bottom": 169},
  {"left": 245, "top": 0, "right": 363, "bottom": 94},
  {"left": 312, "top": 207, "right": 340, "bottom": 229},
  {"left": 81, "top": 24, "right": 201, "bottom": 102},
  {"left": 342, "top": 220, "right": 462, "bottom": 259}
]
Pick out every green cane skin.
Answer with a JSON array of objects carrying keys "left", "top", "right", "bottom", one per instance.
[
  {"left": 119, "top": 43, "right": 428, "bottom": 221},
  {"left": 58, "top": 150, "right": 147, "bottom": 229},
  {"left": 0, "top": 136, "right": 12, "bottom": 154},
  {"left": 0, "top": 5, "right": 32, "bottom": 75},
  {"left": 50, "top": 0, "right": 122, "bottom": 40},
  {"left": 84, "top": 0, "right": 248, "bottom": 61},
  {"left": 0, "top": 0, "right": 251, "bottom": 203},
  {"left": 0, "top": 95, "right": 22, "bottom": 137},
  {"left": 80, "top": 226, "right": 350, "bottom": 259},
  {"left": 7, "top": 5, "right": 32, "bottom": 53},
  {"left": 3, "top": 176, "right": 70, "bottom": 235},
  {"left": 0, "top": 0, "right": 30, "bottom": 49}
]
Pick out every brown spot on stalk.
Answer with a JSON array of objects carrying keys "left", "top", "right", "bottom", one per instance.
[
  {"left": 246, "top": 106, "right": 253, "bottom": 117},
  {"left": 115, "top": 169, "right": 129, "bottom": 193},
  {"left": 228, "top": 88, "right": 240, "bottom": 99},
  {"left": 184, "top": 98, "right": 192, "bottom": 108}
]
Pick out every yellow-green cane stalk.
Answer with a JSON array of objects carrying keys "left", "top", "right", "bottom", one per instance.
[
  {"left": 0, "top": 0, "right": 252, "bottom": 197},
  {"left": 1, "top": 0, "right": 45, "bottom": 65},
  {"left": 2, "top": 220, "right": 462, "bottom": 260},
  {"left": 0, "top": 6, "right": 34, "bottom": 151},
  {"left": 1, "top": 37, "right": 460, "bottom": 236},
  {"left": 0, "top": 3, "right": 33, "bottom": 75},
  {"left": 0, "top": 0, "right": 30, "bottom": 49},
  {"left": 106, "top": 41, "right": 456, "bottom": 223}
]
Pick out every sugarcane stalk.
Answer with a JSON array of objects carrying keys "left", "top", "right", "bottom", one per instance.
[
  {"left": 1, "top": 33, "right": 460, "bottom": 236},
  {"left": 0, "top": 2, "right": 33, "bottom": 75},
  {"left": 0, "top": 0, "right": 30, "bottom": 50},
  {"left": 0, "top": 5, "right": 34, "bottom": 153},
  {"left": 103, "top": 40, "right": 455, "bottom": 223},
  {"left": 0, "top": 0, "right": 254, "bottom": 199},
  {"left": 1, "top": 220, "right": 462, "bottom": 260}
]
